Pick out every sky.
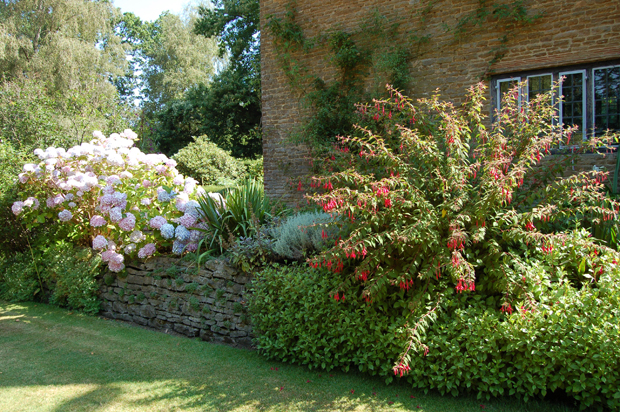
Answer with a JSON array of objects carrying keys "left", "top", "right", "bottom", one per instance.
[{"left": 112, "top": 0, "right": 188, "bottom": 22}]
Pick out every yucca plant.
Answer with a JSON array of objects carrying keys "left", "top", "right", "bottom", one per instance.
[{"left": 195, "top": 178, "right": 286, "bottom": 256}]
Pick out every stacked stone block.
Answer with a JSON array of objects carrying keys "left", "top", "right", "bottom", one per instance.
[{"left": 99, "top": 257, "right": 254, "bottom": 348}]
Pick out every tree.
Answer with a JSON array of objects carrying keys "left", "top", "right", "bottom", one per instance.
[
  {"left": 155, "top": 66, "right": 261, "bottom": 157},
  {"left": 0, "top": 0, "right": 130, "bottom": 145},
  {"left": 152, "top": 0, "right": 262, "bottom": 158},
  {"left": 115, "top": 7, "right": 219, "bottom": 112}
]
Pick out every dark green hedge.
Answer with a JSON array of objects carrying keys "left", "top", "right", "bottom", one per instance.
[{"left": 249, "top": 264, "right": 620, "bottom": 411}]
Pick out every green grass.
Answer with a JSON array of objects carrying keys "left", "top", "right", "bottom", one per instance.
[{"left": 0, "top": 301, "right": 580, "bottom": 412}]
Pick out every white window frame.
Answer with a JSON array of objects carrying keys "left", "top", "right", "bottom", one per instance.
[
  {"left": 496, "top": 77, "right": 522, "bottom": 111},
  {"left": 558, "top": 70, "right": 587, "bottom": 142},
  {"left": 592, "top": 64, "right": 620, "bottom": 137},
  {"left": 525, "top": 73, "right": 554, "bottom": 104}
]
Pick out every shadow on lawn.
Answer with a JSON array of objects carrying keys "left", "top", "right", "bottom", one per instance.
[{"left": 0, "top": 302, "right": 580, "bottom": 412}]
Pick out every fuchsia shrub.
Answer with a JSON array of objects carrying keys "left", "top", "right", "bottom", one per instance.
[
  {"left": 303, "top": 83, "right": 620, "bottom": 374},
  {"left": 11, "top": 130, "right": 207, "bottom": 272}
]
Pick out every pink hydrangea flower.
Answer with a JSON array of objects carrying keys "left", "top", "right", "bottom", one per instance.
[
  {"left": 173, "top": 175, "right": 184, "bottom": 185},
  {"left": 109, "top": 252, "right": 124, "bottom": 265},
  {"left": 58, "top": 210, "right": 73, "bottom": 222},
  {"left": 11, "top": 201, "right": 25, "bottom": 215},
  {"left": 93, "top": 235, "right": 108, "bottom": 250},
  {"left": 118, "top": 213, "right": 136, "bottom": 231},
  {"left": 108, "top": 261, "right": 125, "bottom": 273},
  {"left": 90, "top": 215, "right": 107, "bottom": 227},
  {"left": 149, "top": 216, "right": 167, "bottom": 229},
  {"left": 24, "top": 197, "right": 40, "bottom": 210},
  {"left": 138, "top": 243, "right": 156, "bottom": 259},
  {"left": 109, "top": 207, "right": 123, "bottom": 222},
  {"left": 177, "top": 213, "right": 197, "bottom": 228},
  {"left": 101, "top": 250, "right": 114, "bottom": 262}
]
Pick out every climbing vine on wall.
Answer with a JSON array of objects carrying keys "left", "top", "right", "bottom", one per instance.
[
  {"left": 266, "top": 4, "right": 431, "bottom": 154},
  {"left": 449, "top": 0, "right": 543, "bottom": 70},
  {"left": 266, "top": 0, "right": 540, "bottom": 161}
]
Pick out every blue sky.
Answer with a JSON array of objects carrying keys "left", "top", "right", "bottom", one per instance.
[{"left": 113, "top": 0, "right": 187, "bottom": 22}]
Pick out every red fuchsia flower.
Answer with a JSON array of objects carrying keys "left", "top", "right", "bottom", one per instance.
[
  {"left": 451, "top": 253, "right": 460, "bottom": 268},
  {"left": 525, "top": 221, "right": 535, "bottom": 231},
  {"left": 334, "top": 293, "right": 340, "bottom": 302},
  {"left": 424, "top": 347, "right": 429, "bottom": 356},
  {"left": 447, "top": 238, "right": 464, "bottom": 250},
  {"left": 358, "top": 271, "right": 369, "bottom": 282},
  {"left": 393, "top": 363, "right": 411, "bottom": 377},
  {"left": 361, "top": 247, "right": 367, "bottom": 257},
  {"left": 297, "top": 180, "right": 303, "bottom": 191},
  {"left": 375, "top": 186, "right": 390, "bottom": 196},
  {"left": 321, "top": 229, "right": 327, "bottom": 239},
  {"left": 399, "top": 279, "right": 414, "bottom": 291},
  {"left": 541, "top": 242, "right": 554, "bottom": 254},
  {"left": 500, "top": 303, "right": 513, "bottom": 315},
  {"left": 385, "top": 198, "right": 392, "bottom": 208},
  {"left": 324, "top": 180, "right": 333, "bottom": 190},
  {"left": 350, "top": 389, "right": 355, "bottom": 394},
  {"left": 456, "top": 278, "right": 465, "bottom": 293},
  {"left": 322, "top": 199, "right": 338, "bottom": 212}
]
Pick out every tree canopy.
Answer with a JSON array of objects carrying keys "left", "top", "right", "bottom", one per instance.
[{"left": 153, "top": 0, "right": 262, "bottom": 158}]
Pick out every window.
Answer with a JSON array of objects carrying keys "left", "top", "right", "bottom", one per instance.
[
  {"left": 497, "top": 77, "right": 520, "bottom": 110},
  {"left": 493, "top": 61, "right": 620, "bottom": 141},
  {"left": 594, "top": 66, "right": 620, "bottom": 137}
]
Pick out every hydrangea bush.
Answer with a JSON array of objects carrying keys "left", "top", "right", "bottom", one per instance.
[{"left": 11, "top": 130, "right": 207, "bottom": 272}]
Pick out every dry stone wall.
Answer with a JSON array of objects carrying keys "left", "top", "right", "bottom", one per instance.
[{"left": 99, "top": 257, "right": 254, "bottom": 348}]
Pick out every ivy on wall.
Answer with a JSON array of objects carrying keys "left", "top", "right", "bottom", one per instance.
[
  {"left": 266, "top": 4, "right": 431, "bottom": 152},
  {"left": 266, "top": 0, "right": 540, "bottom": 156}
]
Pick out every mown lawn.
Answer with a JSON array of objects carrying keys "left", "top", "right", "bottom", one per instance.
[{"left": 0, "top": 301, "right": 580, "bottom": 412}]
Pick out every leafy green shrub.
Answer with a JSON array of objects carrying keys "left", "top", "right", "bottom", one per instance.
[
  {"left": 0, "top": 241, "right": 103, "bottom": 314},
  {"left": 250, "top": 248, "right": 620, "bottom": 410},
  {"left": 196, "top": 178, "right": 287, "bottom": 254},
  {"left": 250, "top": 83, "right": 620, "bottom": 409},
  {"left": 271, "top": 211, "right": 345, "bottom": 260},
  {"left": 249, "top": 263, "right": 409, "bottom": 377},
  {"left": 305, "top": 82, "right": 619, "bottom": 363},
  {"left": 240, "top": 156, "right": 264, "bottom": 180},
  {"left": 173, "top": 135, "right": 246, "bottom": 186},
  {"left": 407, "top": 270, "right": 620, "bottom": 411},
  {"left": 229, "top": 228, "right": 277, "bottom": 273}
]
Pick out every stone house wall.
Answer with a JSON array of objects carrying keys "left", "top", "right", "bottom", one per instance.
[
  {"left": 99, "top": 257, "right": 254, "bottom": 348},
  {"left": 261, "top": 0, "right": 620, "bottom": 202}
]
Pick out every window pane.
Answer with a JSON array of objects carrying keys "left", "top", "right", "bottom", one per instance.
[
  {"left": 497, "top": 79, "right": 519, "bottom": 111},
  {"left": 560, "top": 72, "right": 584, "bottom": 134},
  {"left": 594, "top": 66, "right": 620, "bottom": 136},
  {"left": 528, "top": 74, "right": 552, "bottom": 101}
]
